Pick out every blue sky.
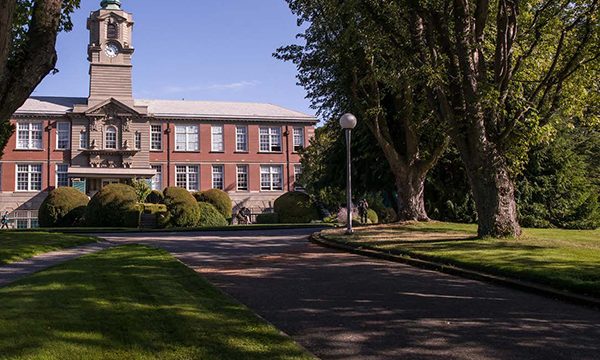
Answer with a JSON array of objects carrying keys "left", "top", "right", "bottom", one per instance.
[{"left": 33, "top": 0, "right": 315, "bottom": 117}]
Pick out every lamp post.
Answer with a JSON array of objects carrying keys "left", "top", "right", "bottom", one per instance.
[{"left": 339, "top": 113, "right": 357, "bottom": 235}]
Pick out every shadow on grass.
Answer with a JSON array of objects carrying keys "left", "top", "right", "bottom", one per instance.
[{"left": 0, "top": 245, "right": 313, "bottom": 360}]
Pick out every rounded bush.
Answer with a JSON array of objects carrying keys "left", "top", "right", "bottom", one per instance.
[
  {"left": 380, "top": 207, "right": 397, "bottom": 223},
  {"left": 197, "top": 202, "right": 228, "bottom": 227},
  {"left": 256, "top": 212, "right": 279, "bottom": 224},
  {"left": 85, "top": 184, "right": 140, "bottom": 227},
  {"left": 194, "top": 189, "right": 232, "bottom": 219},
  {"left": 39, "top": 187, "right": 89, "bottom": 227},
  {"left": 162, "top": 187, "right": 200, "bottom": 228},
  {"left": 145, "top": 190, "right": 164, "bottom": 204},
  {"left": 367, "top": 209, "right": 379, "bottom": 224},
  {"left": 274, "top": 191, "right": 320, "bottom": 224}
]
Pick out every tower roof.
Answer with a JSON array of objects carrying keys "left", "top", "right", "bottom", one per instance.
[{"left": 100, "top": 0, "right": 121, "bottom": 10}]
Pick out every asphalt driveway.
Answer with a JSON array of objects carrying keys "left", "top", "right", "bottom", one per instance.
[{"left": 101, "top": 228, "right": 600, "bottom": 360}]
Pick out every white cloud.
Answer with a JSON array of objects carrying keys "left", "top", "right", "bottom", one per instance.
[{"left": 163, "top": 80, "right": 260, "bottom": 94}]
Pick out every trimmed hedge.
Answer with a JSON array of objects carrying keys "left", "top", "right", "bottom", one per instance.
[
  {"left": 197, "top": 202, "right": 228, "bottom": 227},
  {"left": 194, "top": 189, "right": 232, "bottom": 219},
  {"left": 256, "top": 212, "right": 279, "bottom": 224},
  {"left": 367, "top": 209, "right": 379, "bottom": 224},
  {"left": 274, "top": 191, "right": 320, "bottom": 224},
  {"left": 143, "top": 203, "right": 167, "bottom": 215},
  {"left": 39, "top": 187, "right": 89, "bottom": 227},
  {"left": 380, "top": 207, "right": 397, "bottom": 223},
  {"left": 145, "top": 190, "right": 164, "bottom": 204},
  {"left": 85, "top": 184, "right": 140, "bottom": 227},
  {"left": 162, "top": 187, "right": 200, "bottom": 228}
]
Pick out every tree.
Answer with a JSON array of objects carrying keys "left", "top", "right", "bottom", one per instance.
[
  {"left": 399, "top": 0, "right": 599, "bottom": 236},
  {"left": 276, "top": 0, "right": 449, "bottom": 221},
  {"left": 0, "top": 0, "right": 80, "bottom": 153}
]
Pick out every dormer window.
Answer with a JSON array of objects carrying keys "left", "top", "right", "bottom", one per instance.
[
  {"left": 107, "top": 19, "right": 119, "bottom": 39},
  {"left": 105, "top": 126, "right": 117, "bottom": 149}
]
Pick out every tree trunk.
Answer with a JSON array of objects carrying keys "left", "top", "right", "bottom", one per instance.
[
  {"left": 463, "top": 147, "right": 521, "bottom": 238},
  {"left": 394, "top": 168, "right": 429, "bottom": 221}
]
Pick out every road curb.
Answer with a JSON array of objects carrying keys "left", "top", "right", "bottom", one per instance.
[{"left": 310, "top": 233, "right": 600, "bottom": 310}]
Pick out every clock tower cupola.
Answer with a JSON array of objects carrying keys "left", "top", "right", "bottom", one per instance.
[{"left": 87, "top": 0, "right": 135, "bottom": 107}]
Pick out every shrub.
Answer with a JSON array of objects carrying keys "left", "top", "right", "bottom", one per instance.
[
  {"left": 197, "top": 202, "right": 228, "bottom": 227},
  {"left": 39, "top": 187, "right": 89, "bottom": 227},
  {"left": 194, "top": 189, "right": 232, "bottom": 219},
  {"left": 85, "top": 184, "right": 140, "bottom": 227},
  {"left": 256, "top": 212, "right": 279, "bottom": 224},
  {"left": 162, "top": 187, "right": 200, "bottom": 228},
  {"left": 143, "top": 203, "right": 167, "bottom": 215},
  {"left": 145, "top": 190, "right": 164, "bottom": 204},
  {"left": 130, "top": 179, "right": 151, "bottom": 203},
  {"left": 380, "top": 208, "right": 397, "bottom": 224},
  {"left": 367, "top": 209, "right": 379, "bottom": 224},
  {"left": 274, "top": 191, "right": 320, "bottom": 223}
]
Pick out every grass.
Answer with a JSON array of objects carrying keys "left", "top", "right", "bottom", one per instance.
[
  {"left": 0, "top": 231, "right": 97, "bottom": 265},
  {"left": 0, "top": 245, "right": 314, "bottom": 360},
  {"left": 320, "top": 222, "right": 600, "bottom": 297}
]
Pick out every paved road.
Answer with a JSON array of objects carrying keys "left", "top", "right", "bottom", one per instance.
[{"left": 101, "top": 229, "right": 600, "bottom": 360}]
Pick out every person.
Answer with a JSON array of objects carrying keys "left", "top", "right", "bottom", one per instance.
[
  {"left": 1, "top": 211, "right": 9, "bottom": 229},
  {"left": 236, "top": 207, "right": 251, "bottom": 225},
  {"left": 358, "top": 199, "right": 369, "bottom": 224}
]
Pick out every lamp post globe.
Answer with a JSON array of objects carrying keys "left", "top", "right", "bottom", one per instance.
[
  {"left": 339, "top": 113, "right": 357, "bottom": 129},
  {"left": 340, "top": 113, "right": 357, "bottom": 235}
]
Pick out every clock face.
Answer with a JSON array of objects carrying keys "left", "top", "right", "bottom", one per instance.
[{"left": 105, "top": 43, "right": 119, "bottom": 58}]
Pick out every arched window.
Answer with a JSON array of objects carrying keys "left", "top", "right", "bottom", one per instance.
[
  {"left": 107, "top": 19, "right": 119, "bottom": 39},
  {"left": 105, "top": 126, "right": 117, "bottom": 149}
]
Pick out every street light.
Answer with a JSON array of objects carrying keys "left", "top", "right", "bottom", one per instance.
[{"left": 339, "top": 113, "right": 357, "bottom": 235}]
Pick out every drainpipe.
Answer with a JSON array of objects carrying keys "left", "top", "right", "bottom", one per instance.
[
  {"left": 46, "top": 121, "right": 52, "bottom": 190},
  {"left": 166, "top": 121, "right": 171, "bottom": 187},
  {"left": 284, "top": 125, "right": 291, "bottom": 192}
]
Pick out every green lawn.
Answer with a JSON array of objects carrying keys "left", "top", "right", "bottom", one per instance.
[
  {"left": 0, "top": 232, "right": 97, "bottom": 265},
  {"left": 320, "top": 222, "right": 600, "bottom": 297},
  {"left": 0, "top": 245, "right": 314, "bottom": 360}
]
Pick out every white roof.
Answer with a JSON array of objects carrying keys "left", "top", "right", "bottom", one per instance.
[{"left": 16, "top": 96, "right": 316, "bottom": 122}]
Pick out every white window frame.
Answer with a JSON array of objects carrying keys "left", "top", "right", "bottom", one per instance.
[
  {"left": 151, "top": 165, "right": 162, "bottom": 190},
  {"left": 175, "top": 125, "right": 199, "bottom": 152},
  {"left": 13, "top": 210, "right": 39, "bottom": 229},
  {"left": 105, "top": 126, "right": 117, "bottom": 149},
  {"left": 260, "top": 165, "right": 283, "bottom": 191},
  {"left": 56, "top": 164, "right": 69, "bottom": 188},
  {"left": 79, "top": 129, "right": 89, "bottom": 149},
  {"left": 135, "top": 131, "right": 142, "bottom": 150},
  {"left": 16, "top": 164, "right": 42, "bottom": 192},
  {"left": 236, "top": 125, "right": 248, "bottom": 152},
  {"left": 16, "top": 121, "right": 43, "bottom": 150},
  {"left": 236, "top": 165, "right": 248, "bottom": 191},
  {"left": 259, "top": 127, "right": 282, "bottom": 152},
  {"left": 293, "top": 127, "right": 305, "bottom": 152},
  {"left": 56, "top": 122, "right": 70, "bottom": 150},
  {"left": 150, "top": 125, "right": 162, "bottom": 151},
  {"left": 212, "top": 165, "right": 224, "bottom": 190},
  {"left": 176, "top": 165, "right": 199, "bottom": 191},
  {"left": 211, "top": 125, "right": 224, "bottom": 152}
]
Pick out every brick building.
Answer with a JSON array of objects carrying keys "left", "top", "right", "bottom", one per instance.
[{"left": 0, "top": 0, "right": 316, "bottom": 228}]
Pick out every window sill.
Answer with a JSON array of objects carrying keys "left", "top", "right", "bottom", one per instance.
[
  {"left": 258, "top": 151, "right": 283, "bottom": 154},
  {"left": 150, "top": 149, "right": 164, "bottom": 152},
  {"left": 14, "top": 149, "right": 44, "bottom": 152},
  {"left": 173, "top": 151, "right": 200, "bottom": 153},
  {"left": 209, "top": 151, "right": 225, "bottom": 154},
  {"left": 234, "top": 151, "right": 249, "bottom": 154}
]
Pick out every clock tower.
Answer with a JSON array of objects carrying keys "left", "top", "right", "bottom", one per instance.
[{"left": 86, "top": 0, "right": 135, "bottom": 107}]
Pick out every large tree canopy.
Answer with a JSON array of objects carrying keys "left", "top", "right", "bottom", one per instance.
[{"left": 0, "top": 0, "right": 80, "bottom": 153}]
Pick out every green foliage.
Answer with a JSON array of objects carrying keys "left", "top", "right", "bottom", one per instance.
[
  {"left": 162, "top": 187, "right": 200, "bottom": 228},
  {"left": 197, "top": 202, "right": 228, "bottom": 227},
  {"left": 85, "top": 184, "right": 140, "bottom": 228},
  {"left": 142, "top": 203, "right": 167, "bottom": 215},
  {"left": 516, "top": 127, "right": 600, "bottom": 229},
  {"left": 367, "top": 209, "right": 378, "bottom": 224},
  {"left": 379, "top": 208, "right": 398, "bottom": 224},
  {"left": 256, "top": 213, "right": 279, "bottom": 224},
  {"left": 130, "top": 179, "right": 151, "bottom": 203},
  {"left": 274, "top": 192, "right": 320, "bottom": 224},
  {"left": 38, "top": 187, "right": 89, "bottom": 227},
  {"left": 194, "top": 189, "right": 232, "bottom": 219},
  {"left": 145, "top": 190, "right": 164, "bottom": 204}
]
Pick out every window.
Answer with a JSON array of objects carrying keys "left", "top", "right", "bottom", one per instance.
[
  {"left": 17, "top": 122, "right": 43, "bottom": 150},
  {"left": 236, "top": 126, "right": 248, "bottom": 152},
  {"left": 294, "top": 164, "right": 305, "bottom": 190},
  {"left": 150, "top": 125, "right": 162, "bottom": 150},
  {"left": 105, "top": 126, "right": 117, "bottom": 149},
  {"left": 176, "top": 165, "right": 199, "bottom": 191},
  {"left": 293, "top": 127, "right": 304, "bottom": 152},
  {"left": 151, "top": 165, "right": 162, "bottom": 190},
  {"left": 211, "top": 125, "right": 224, "bottom": 152},
  {"left": 175, "top": 125, "right": 199, "bottom": 151},
  {"left": 16, "top": 164, "right": 42, "bottom": 191},
  {"left": 80, "top": 129, "right": 89, "bottom": 149},
  {"left": 57, "top": 122, "right": 70, "bottom": 150},
  {"left": 56, "top": 164, "right": 69, "bottom": 187},
  {"left": 107, "top": 21, "right": 119, "bottom": 39},
  {"left": 259, "top": 127, "right": 282, "bottom": 152},
  {"left": 13, "top": 210, "right": 39, "bottom": 229},
  {"left": 236, "top": 165, "right": 248, "bottom": 191},
  {"left": 212, "top": 165, "right": 224, "bottom": 190},
  {"left": 260, "top": 165, "right": 283, "bottom": 191},
  {"left": 135, "top": 132, "right": 142, "bottom": 149}
]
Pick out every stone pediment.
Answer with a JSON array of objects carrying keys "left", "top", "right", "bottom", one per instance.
[
  {"left": 96, "top": 11, "right": 128, "bottom": 22},
  {"left": 85, "top": 97, "right": 141, "bottom": 116}
]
